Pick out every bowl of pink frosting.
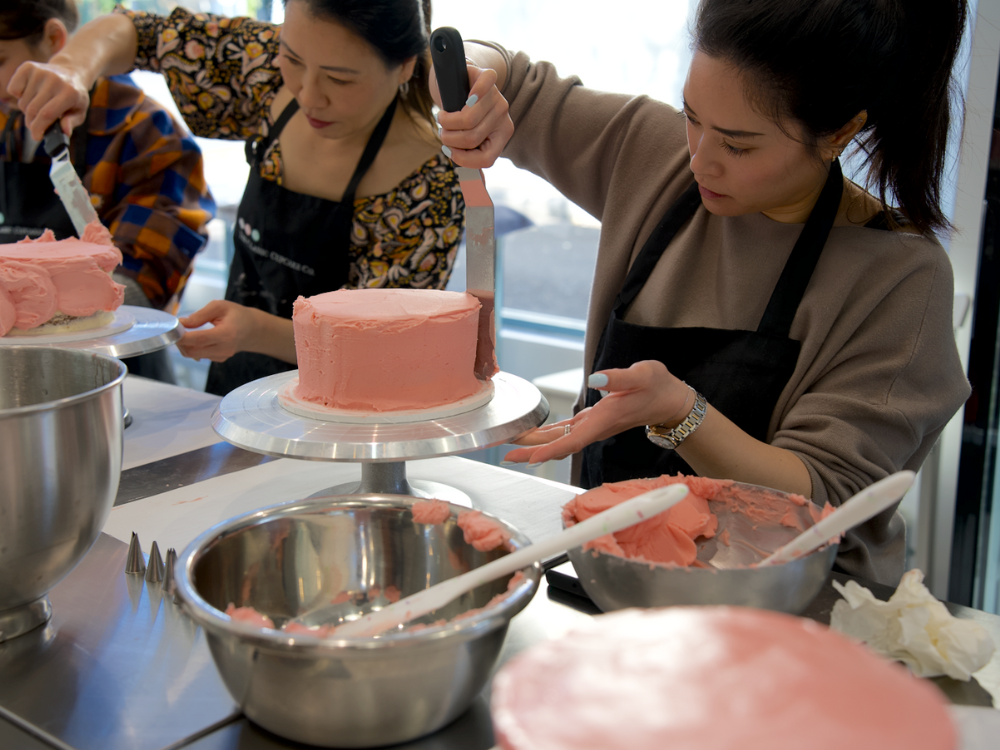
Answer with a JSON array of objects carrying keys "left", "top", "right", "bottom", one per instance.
[
  {"left": 563, "top": 474, "right": 837, "bottom": 614},
  {"left": 173, "top": 494, "right": 539, "bottom": 748}
]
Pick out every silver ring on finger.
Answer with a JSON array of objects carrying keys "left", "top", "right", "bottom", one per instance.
[{"left": 564, "top": 424, "right": 572, "bottom": 436}]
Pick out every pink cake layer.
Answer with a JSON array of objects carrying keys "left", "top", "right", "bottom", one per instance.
[
  {"left": 292, "top": 289, "right": 484, "bottom": 412},
  {"left": 490, "top": 606, "right": 956, "bottom": 750},
  {"left": 563, "top": 474, "right": 833, "bottom": 567},
  {"left": 0, "top": 224, "right": 124, "bottom": 335}
]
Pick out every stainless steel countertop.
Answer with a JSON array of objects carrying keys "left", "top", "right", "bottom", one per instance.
[{"left": 3, "top": 437, "right": 998, "bottom": 749}]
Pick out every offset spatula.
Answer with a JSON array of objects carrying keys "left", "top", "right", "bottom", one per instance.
[
  {"left": 430, "top": 27, "right": 498, "bottom": 379},
  {"left": 43, "top": 123, "right": 99, "bottom": 237}
]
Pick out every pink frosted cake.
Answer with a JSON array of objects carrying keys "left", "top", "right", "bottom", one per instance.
[
  {"left": 0, "top": 223, "right": 124, "bottom": 336},
  {"left": 291, "top": 289, "right": 486, "bottom": 412},
  {"left": 491, "top": 606, "right": 956, "bottom": 750}
]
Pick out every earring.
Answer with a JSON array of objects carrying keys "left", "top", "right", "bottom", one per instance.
[{"left": 399, "top": 80, "right": 410, "bottom": 97}]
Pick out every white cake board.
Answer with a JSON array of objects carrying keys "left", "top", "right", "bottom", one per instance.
[
  {"left": 277, "top": 377, "right": 495, "bottom": 424},
  {"left": 0, "top": 308, "right": 134, "bottom": 344}
]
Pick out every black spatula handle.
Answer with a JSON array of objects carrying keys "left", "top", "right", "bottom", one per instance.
[
  {"left": 43, "top": 123, "right": 69, "bottom": 159},
  {"left": 430, "top": 27, "right": 470, "bottom": 113}
]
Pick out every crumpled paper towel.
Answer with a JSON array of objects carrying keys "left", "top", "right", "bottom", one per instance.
[{"left": 830, "top": 569, "right": 995, "bottom": 680}]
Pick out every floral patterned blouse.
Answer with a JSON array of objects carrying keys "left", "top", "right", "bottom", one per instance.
[{"left": 117, "top": 6, "right": 464, "bottom": 290}]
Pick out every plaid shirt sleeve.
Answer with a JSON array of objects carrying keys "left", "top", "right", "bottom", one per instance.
[
  {"left": 84, "top": 76, "right": 216, "bottom": 310},
  {"left": 116, "top": 5, "right": 282, "bottom": 140}
]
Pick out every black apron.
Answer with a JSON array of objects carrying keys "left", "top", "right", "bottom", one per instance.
[
  {"left": 205, "top": 97, "right": 397, "bottom": 396},
  {"left": 0, "top": 112, "right": 86, "bottom": 243},
  {"left": 581, "top": 160, "right": 845, "bottom": 488}
]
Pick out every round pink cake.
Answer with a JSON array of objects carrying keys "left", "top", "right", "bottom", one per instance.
[
  {"left": 291, "top": 289, "right": 484, "bottom": 412},
  {"left": 491, "top": 606, "right": 956, "bottom": 750},
  {"left": 0, "top": 224, "right": 124, "bottom": 336}
]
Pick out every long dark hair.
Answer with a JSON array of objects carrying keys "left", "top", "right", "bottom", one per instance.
[
  {"left": 694, "top": 0, "right": 968, "bottom": 234},
  {"left": 0, "top": 0, "right": 79, "bottom": 42},
  {"left": 288, "top": 0, "right": 436, "bottom": 130}
]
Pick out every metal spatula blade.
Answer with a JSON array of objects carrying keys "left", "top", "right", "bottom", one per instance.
[
  {"left": 43, "top": 124, "right": 98, "bottom": 237},
  {"left": 430, "top": 27, "right": 498, "bottom": 379}
]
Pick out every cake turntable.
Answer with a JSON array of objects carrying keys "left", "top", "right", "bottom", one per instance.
[
  {"left": 0, "top": 305, "right": 182, "bottom": 358},
  {"left": 212, "top": 370, "right": 549, "bottom": 506},
  {"left": 0, "top": 305, "right": 184, "bottom": 427}
]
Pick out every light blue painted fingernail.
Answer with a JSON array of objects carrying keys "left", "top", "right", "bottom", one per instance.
[
  {"left": 599, "top": 390, "right": 609, "bottom": 397},
  {"left": 441, "top": 144, "right": 452, "bottom": 158},
  {"left": 588, "top": 373, "right": 609, "bottom": 388},
  {"left": 466, "top": 94, "right": 478, "bottom": 107},
  {"left": 500, "top": 460, "right": 516, "bottom": 466},
  {"left": 526, "top": 462, "right": 542, "bottom": 468},
  {"left": 435, "top": 110, "right": 441, "bottom": 123}
]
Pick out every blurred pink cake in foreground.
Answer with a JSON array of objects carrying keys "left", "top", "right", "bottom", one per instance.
[
  {"left": 291, "top": 289, "right": 486, "bottom": 412},
  {"left": 491, "top": 606, "right": 956, "bottom": 750},
  {"left": 0, "top": 223, "right": 124, "bottom": 336}
]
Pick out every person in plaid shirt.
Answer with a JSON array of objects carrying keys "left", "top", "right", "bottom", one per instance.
[{"left": 0, "top": 0, "right": 215, "bottom": 380}]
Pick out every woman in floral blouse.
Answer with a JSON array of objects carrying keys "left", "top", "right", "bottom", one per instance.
[{"left": 12, "top": 0, "right": 464, "bottom": 394}]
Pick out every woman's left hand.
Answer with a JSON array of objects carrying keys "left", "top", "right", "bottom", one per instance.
[
  {"left": 430, "top": 62, "right": 513, "bottom": 170},
  {"left": 504, "top": 360, "right": 691, "bottom": 465},
  {"left": 176, "top": 300, "right": 256, "bottom": 363}
]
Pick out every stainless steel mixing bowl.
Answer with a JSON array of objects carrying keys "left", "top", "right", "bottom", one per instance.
[
  {"left": 0, "top": 346, "right": 126, "bottom": 642},
  {"left": 174, "top": 495, "right": 540, "bottom": 748},
  {"left": 567, "top": 481, "right": 838, "bottom": 615}
]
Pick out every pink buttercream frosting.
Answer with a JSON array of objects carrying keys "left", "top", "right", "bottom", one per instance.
[
  {"left": 221, "top": 572, "right": 522, "bottom": 639},
  {"left": 457, "top": 510, "right": 512, "bottom": 551},
  {"left": 563, "top": 474, "right": 835, "bottom": 567},
  {"left": 291, "top": 288, "right": 485, "bottom": 411},
  {"left": 225, "top": 603, "right": 275, "bottom": 629},
  {"left": 563, "top": 475, "right": 726, "bottom": 566},
  {"left": 411, "top": 499, "right": 452, "bottom": 524},
  {"left": 0, "top": 223, "right": 124, "bottom": 334},
  {"left": 490, "top": 606, "right": 956, "bottom": 750}
]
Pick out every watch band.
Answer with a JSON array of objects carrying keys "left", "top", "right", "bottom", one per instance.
[{"left": 645, "top": 391, "right": 708, "bottom": 450}]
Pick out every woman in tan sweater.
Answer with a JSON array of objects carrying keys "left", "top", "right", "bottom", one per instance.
[{"left": 438, "top": 0, "right": 971, "bottom": 583}]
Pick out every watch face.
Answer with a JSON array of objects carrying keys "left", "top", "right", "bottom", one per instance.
[{"left": 645, "top": 429, "right": 677, "bottom": 450}]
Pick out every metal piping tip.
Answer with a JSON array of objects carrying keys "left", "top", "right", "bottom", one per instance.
[
  {"left": 144, "top": 541, "right": 165, "bottom": 584},
  {"left": 162, "top": 548, "right": 178, "bottom": 599},
  {"left": 125, "top": 532, "right": 146, "bottom": 576}
]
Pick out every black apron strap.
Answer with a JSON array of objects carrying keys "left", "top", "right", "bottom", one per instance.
[
  {"left": 339, "top": 97, "right": 397, "bottom": 205},
  {"left": 246, "top": 98, "right": 301, "bottom": 168},
  {"left": 756, "top": 159, "right": 844, "bottom": 337},
  {"left": 615, "top": 180, "right": 702, "bottom": 314}
]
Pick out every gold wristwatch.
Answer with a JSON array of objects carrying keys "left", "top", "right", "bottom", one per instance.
[{"left": 645, "top": 391, "right": 708, "bottom": 450}]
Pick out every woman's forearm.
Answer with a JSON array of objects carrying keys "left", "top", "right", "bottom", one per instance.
[
  {"left": 49, "top": 13, "right": 139, "bottom": 87},
  {"left": 244, "top": 310, "right": 298, "bottom": 364},
  {"left": 676, "top": 406, "right": 813, "bottom": 497}
]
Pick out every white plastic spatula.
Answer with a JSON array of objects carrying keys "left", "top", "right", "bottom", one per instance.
[
  {"left": 756, "top": 470, "right": 916, "bottom": 568},
  {"left": 332, "top": 483, "right": 691, "bottom": 638}
]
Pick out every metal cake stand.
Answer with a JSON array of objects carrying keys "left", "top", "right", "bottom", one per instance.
[
  {"left": 0, "top": 305, "right": 182, "bottom": 359},
  {"left": 1, "top": 306, "right": 183, "bottom": 427},
  {"left": 212, "top": 370, "right": 550, "bottom": 505}
]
